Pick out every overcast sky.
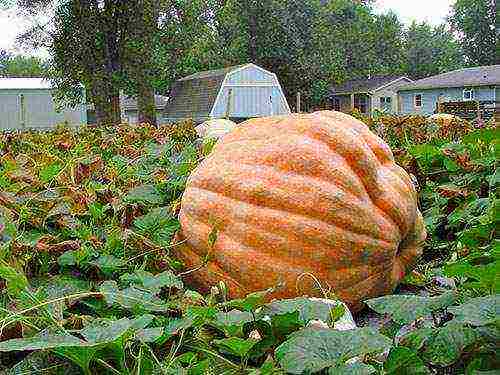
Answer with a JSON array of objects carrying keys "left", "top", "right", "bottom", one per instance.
[{"left": 1, "top": 0, "right": 455, "bottom": 56}]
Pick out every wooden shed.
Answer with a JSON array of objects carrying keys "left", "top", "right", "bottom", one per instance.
[
  {"left": 164, "top": 63, "right": 291, "bottom": 123},
  {"left": 0, "top": 78, "right": 87, "bottom": 130}
]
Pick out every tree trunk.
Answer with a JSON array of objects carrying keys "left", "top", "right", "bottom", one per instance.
[
  {"left": 138, "top": 87, "right": 156, "bottom": 125},
  {"left": 128, "top": 0, "right": 158, "bottom": 126}
]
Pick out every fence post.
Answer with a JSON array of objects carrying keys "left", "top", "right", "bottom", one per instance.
[
  {"left": 296, "top": 92, "right": 301, "bottom": 113},
  {"left": 476, "top": 100, "right": 481, "bottom": 120}
]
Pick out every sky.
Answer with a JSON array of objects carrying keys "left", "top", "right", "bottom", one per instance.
[{"left": 0, "top": 0, "right": 455, "bottom": 56}]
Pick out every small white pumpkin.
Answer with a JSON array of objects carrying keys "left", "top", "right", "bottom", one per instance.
[{"left": 196, "top": 119, "right": 236, "bottom": 140}]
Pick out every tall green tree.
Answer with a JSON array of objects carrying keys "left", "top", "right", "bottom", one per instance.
[
  {"left": 449, "top": 0, "right": 496, "bottom": 66},
  {"left": 404, "top": 21, "right": 464, "bottom": 79},
  {"left": 124, "top": 0, "right": 160, "bottom": 125}
]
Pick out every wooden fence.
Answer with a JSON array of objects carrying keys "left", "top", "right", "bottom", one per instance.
[{"left": 437, "top": 100, "right": 499, "bottom": 122}]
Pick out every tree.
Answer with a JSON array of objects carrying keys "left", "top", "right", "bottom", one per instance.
[
  {"left": 14, "top": 0, "right": 163, "bottom": 126},
  {"left": 0, "top": 50, "right": 47, "bottom": 77},
  {"left": 404, "top": 21, "right": 464, "bottom": 79},
  {"left": 123, "top": 0, "right": 160, "bottom": 125},
  {"left": 449, "top": 0, "right": 496, "bottom": 66},
  {"left": 371, "top": 11, "right": 406, "bottom": 75}
]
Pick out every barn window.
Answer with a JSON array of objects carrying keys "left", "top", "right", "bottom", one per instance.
[
  {"left": 463, "top": 88, "right": 474, "bottom": 101},
  {"left": 414, "top": 94, "right": 422, "bottom": 108}
]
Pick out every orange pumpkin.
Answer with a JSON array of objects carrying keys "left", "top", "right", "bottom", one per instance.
[{"left": 173, "top": 111, "right": 426, "bottom": 311}]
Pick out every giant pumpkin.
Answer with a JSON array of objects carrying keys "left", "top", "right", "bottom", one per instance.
[{"left": 173, "top": 111, "right": 426, "bottom": 311}]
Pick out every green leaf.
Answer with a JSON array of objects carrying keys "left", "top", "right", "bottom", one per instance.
[
  {"left": 34, "top": 275, "right": 91, "bottom": 319},
  {"left": 399, "top": 327, "right": 434, "bottom": 351},
  {"left": 328, "top": 362, "right": 377, "bottom": 375},
  {"left": 213, "top": 337, "right": 258, "bottom": 357},
  {"left": 132, "top": 207, "right": 179, "bottom": 247},
  {"left": 123, "top": 184, "right": 163, "bottom": 205},
  {"left": 225, "top": 289, "right": 271, "bottom": 312},
  {"left": 100, "top": 280, "right": 170, "bottom": 312},
  {"left": 213, "top": 309, "right": 254, "bottom": 336},
  {"left": 330, "top": 304, "right": 346, "bottom": 323},
  {"left": 261, "top": 297, "right": 341, "bottom": 325},
  {"left": 90, "top": 254, "right": 126, "bottom": 274},
  {"left": 53, "top": 346, "right": 99, "bottom": 374},
  {"left": 57, "top": 250, "right": 78, "bottom": 266},
  {"left": 135, "top": 327, "right": 164, "bottom": 343},
  {"left": 39, "top": 162, "right": 62, "bottom": 183},
  {"left": 0, "top": 260, "right": 29, "bottom": 296},
  {"left": 120, "top": 269, "right": 183, "bottom": 293},
  {"left": 80, "top": 317, "right": 135, "bottom": 344},
  {"left": 0, "top": 332, "right": 84, "bottom": 351},
  {"left": 271, "top": 311, "right": 303, "bottom": 339},
  {"left": 384, "top": 347, "right": 429, "bottom": 374},
  {"left": 421, "top": 323, "right": 478, "bottom": 366},
  {"left": 275, "top": 327, "right": 392, "bottom": 374},
  {"left": 448, "top": 295, "right": 500, "bottom": 326},
  {"left": 366, "top": 292, "right": 457, "bottom": 324},
  {"left": 5, "top": 351, "right": 81, "bottom": 375}
]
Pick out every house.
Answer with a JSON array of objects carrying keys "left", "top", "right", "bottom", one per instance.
[
  {"left": 164, "top": 63, "right": 291, "bottom": 123},
  {"left": 120, "top": 94, "right": 168, "bottom": 124},
  {"left": 329, "top": 75, "right": 413, "bottom": 115},
  {"left": 397, "top": 65, "right": 500, "bottom": 115},
  {"left": 0, "top": 78, "right": 87, "bottom": 130}
]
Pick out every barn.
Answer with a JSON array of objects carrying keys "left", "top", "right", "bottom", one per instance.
[
  {"left": 164, "top": 63, "right": 291, "bottom": 123},
  {"left": 0, "top": 78, "right": 87, "bottom": 131}
]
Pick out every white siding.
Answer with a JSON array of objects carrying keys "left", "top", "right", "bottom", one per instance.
[
  {"left": 211, "top": 64, "right": 290, "bottom": 118},
  {"left": 0, "top": 89, "right": 86, "bottom": 130}
]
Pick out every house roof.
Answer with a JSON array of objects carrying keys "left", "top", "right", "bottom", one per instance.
[
  {"left": 398, "top": 65, "right": 500, "bottom": 91},
  {"left": 0, "top": 77, "right": 52, "bottom": 90},
  {"left": 164, "top": 64, "right": 247, "bottom": 120},
  {"left": 121, "top": 94, "right": 168, "bottom": 111},
  {"left": 330, "top": 75, "right": 410, "bottom": 95}
]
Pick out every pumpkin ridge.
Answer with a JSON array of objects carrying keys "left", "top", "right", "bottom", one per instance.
[
  {"left": 181, "top": 197, "right": 396, "bottom": 270},
  {"left": 299, "top": 117, "right": 411, "bottom": 235},
  {"left": 190, "top": 145, "right": 401, "bottom": 242},
  {"left": 186, "top": 184, "right": 398, "bottom": 246},
  {"left": 332, "top": 261, "right": 393, "bottom": 293},
  {"left": 178, "top": 225, "right": 395, "bottom": 302},
  {"left": 214, "top": 139, "right": 369, "bottom": 201}
]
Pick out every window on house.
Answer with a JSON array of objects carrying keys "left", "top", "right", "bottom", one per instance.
[
  {"left": 414, "top": 94, "right": 422, "bottom": 108},
  {"left": 463, "top": 88, "right": 474, "bottom": 101},
  {"left": 354, "top": 95, "right": 368, "bottom": 113},
  {"left": 333, "top": 98, "right": 341, "bottom": 111},
  {"left": 380, "top": 96, "right": 392, "bottom": 111}
]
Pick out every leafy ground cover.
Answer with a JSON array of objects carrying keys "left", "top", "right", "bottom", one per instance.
[{"left": 0, "top": 117, "right": 498, "bottom": 374}]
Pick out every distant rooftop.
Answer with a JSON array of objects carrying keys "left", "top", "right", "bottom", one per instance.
[
  {"left": 0, "top": 77, "right": 52, "bottom": 90},
  {"left": 330, "top": 75, "right": 411, "bottom": 95},
  {"left": 398, "top": 65, "right": 500, "bottom": 91}
]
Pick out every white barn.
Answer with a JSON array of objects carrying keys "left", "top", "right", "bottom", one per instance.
[
  {"left": 164, "top": 63, "right": 291, "bottom": 123},
  {"left": 0, "top": 78, "right": 87, "bottom": 131}
]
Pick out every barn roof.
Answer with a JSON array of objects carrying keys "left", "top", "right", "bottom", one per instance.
[
  {"left": 164, "top": 65, "right": 248, "bottom": 120},
  {"left": 0, "top": 77, "right": 52, "bottom": 90},
  {"left": 398, "top": 65, "right": 500, "bottom": 91}
]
